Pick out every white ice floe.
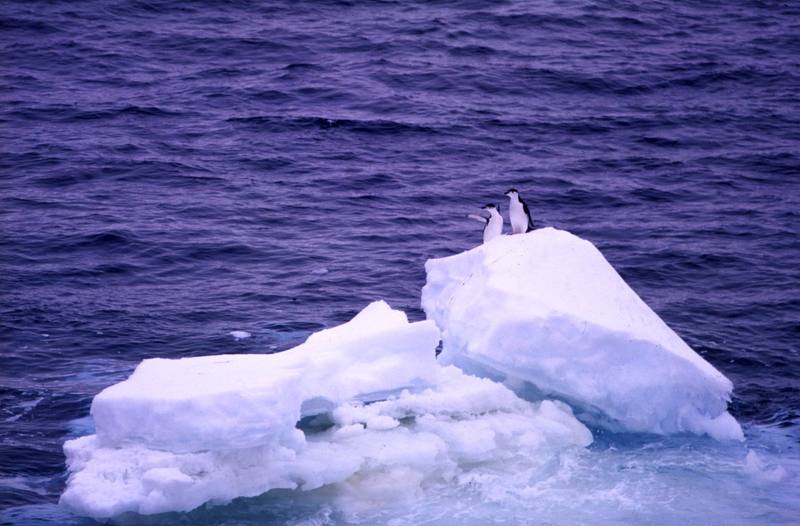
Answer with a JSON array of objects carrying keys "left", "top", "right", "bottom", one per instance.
[
  {"left": 422, "top": 227, "right": 743, "bottom": 441},
  {"left": 61, "top": 228, "right": 746, "bottom": 519},
  {"left": 230, "top": 330, "right": 251, "bottom": 340},
  {"left": 61, "top": 301, "right": 592, "bottom": 518}
]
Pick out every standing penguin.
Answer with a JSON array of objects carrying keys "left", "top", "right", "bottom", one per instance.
[
  {"left": 468, "top": 204, "right": 504, "bottom": 243},
  {"left": 504, "top": 188, "right": 534, "bottom": 234}
]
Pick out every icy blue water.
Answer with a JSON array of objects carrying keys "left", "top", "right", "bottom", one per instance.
[{"left": 1, "top": 0, "right": 799, "bottom": 524}]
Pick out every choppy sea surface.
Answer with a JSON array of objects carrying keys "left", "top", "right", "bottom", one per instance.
[{"left": 1, "top": 0, "right": 799, "bottom": 524}]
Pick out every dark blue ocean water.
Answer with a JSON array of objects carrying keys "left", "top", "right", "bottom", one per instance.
[{"left": 1, "top": 0, "right": 799, "bottom": 524}]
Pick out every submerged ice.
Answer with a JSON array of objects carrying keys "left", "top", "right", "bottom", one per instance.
[
  {"left": 61, "top": 228, "right": 750, "bottom": 519},
  {"left": 422, "top": 227, "right": 743, "bottom": 441}
]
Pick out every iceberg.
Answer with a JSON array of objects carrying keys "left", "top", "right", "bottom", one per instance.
[
  {"left": 61, "top": 301, "right": 592, "bottom": 518},
  {"left": 422, "top": 228, "right": 743, "bottom": 441},
  {"left": 60, "top": 228, "right": 748, "bottom": 519}
]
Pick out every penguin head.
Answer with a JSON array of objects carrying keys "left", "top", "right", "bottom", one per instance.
[
  {"left": 482, "top": 204, "right": 499, "bottom": 213},
  {"left": 504, "top": 188, "right": 519, "bottom": 197}
]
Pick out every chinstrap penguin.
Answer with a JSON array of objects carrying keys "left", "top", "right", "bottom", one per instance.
[
  {"left": 504, "top": 188, "right": 534, "bottom": 234},
  {"left": 468, "top": 204, "right": 504, "bottom": 243}
]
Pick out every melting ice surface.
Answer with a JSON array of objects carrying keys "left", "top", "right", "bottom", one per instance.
[{"left": 57, "top": 230, "right": 798, "bottom": 525}]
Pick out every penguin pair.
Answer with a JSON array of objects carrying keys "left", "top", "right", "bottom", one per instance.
[{"left": 468, "top": 189, "right": 534, "bottom": 244}]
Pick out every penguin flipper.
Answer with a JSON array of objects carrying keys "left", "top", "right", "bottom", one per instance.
[
  {"left": 521, "top": 199, "right": 534, "bottom": 232},
  {"left": 467, "top": 213, "right": 488, "bottom": 224}
]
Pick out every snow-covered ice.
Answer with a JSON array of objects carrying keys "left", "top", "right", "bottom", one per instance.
[
  {"left": 422, "top": 227, "right": 743, "bottom": 441},
  {"left": 60, "top": 301, "right": 592, "bottom": 518}
]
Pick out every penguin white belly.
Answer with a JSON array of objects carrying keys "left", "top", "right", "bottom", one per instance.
[
  {"left": 484, "top": 213, "right": 503, "bottom": 243},
  {"left": 509, "top": 199, "right": 528, "bottom": 234}
]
